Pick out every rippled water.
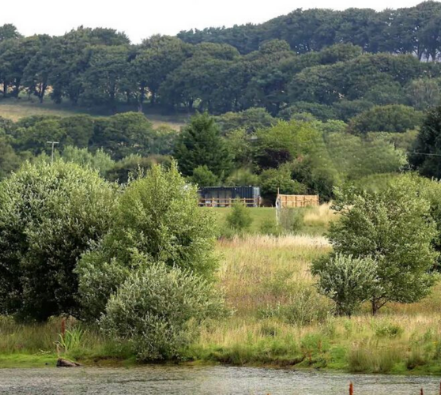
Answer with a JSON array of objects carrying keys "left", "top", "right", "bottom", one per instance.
[{"left": 0, "top": 366, "right": 439, "bottom": 394}]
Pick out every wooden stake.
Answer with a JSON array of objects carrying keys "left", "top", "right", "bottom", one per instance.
[
  {"left": 420, "top": 388, "right": 424, "bottom": 395},
  {"left": 349, "top": 382, "right": 354, "bottom": 395}
]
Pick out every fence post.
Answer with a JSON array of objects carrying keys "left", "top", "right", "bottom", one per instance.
[
  {"left": 349, "top": 382, "right": 353, "bottom": 395},
  {"left": 420, "top": 389, "right": 424, "bottom": 395}
]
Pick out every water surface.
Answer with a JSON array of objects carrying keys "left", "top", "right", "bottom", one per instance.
[{"left": 0, "top": 366, "right": 439, "bottom": 394}]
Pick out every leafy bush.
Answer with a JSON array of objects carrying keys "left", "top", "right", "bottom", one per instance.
[
  {"left": 77, "top": 162, "right": 218, "bottom": 321},
  {"left": 226, "top": 200, "right": 253, "bottom": 232},
  {"left": 190, "top": 165, "right": 219, "bottom": 187},
  {"left": 259, "top": 217, "right": 282, "bottom": 236},
  {"left": 0, "top": 160, "right": 116, "bottom": 321},
  {"left": 312, "top": 254, "right": 379, "bottom": 316},
  {"left": 348, "top": 105, "right": 424, "bottom": 134},
  {"left": 260, "top": 166, "right": 308, "bottom": 203},
  {"left": 100, "top": 262, "right": 225, "bottom": 361},
  {"left": 328, "top": 176, "right": 438, "bottom": 314}
]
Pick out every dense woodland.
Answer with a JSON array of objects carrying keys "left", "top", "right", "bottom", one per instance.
[{"left": 1, "top": 1, "right": 441, "bottom": 118}]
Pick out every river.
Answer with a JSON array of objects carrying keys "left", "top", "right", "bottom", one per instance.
[{"left": 0, "top": 366, "right": 439, "bottom": 394}]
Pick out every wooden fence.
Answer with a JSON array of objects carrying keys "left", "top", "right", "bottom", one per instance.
[
  {"left": 199, "top": 198, "right": 260, "bottom": 207},
  {"left": 276, "top": 194, "right": 319, "bottom": 208}
]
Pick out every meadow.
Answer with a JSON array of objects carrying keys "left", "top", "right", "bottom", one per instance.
[
  {"left": 0, "top": 99, "right": 185, "bottom": 130},
  {"left": 1, "top": 204, "right": 441, "bottom": 374}
]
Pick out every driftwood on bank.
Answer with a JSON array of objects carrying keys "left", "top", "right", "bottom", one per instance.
[{"left": 56, "top": 358, "right": 81, "bottom": 368}]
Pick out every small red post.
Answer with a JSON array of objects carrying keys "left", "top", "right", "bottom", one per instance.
[
  {"left": 420, "top": 388, "right": 424, "bottom": 395},
  {"left": 349, "top": 382, "right": 354, "bottom": 395},
  {"left": 439, "top": 382, "right": 441, "bottom": 395},
  {"left": 61, "top": 317, "right": 66, "bottom": 340}
]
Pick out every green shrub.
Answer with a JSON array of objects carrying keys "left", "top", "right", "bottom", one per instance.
[
  {"left": 77, "top": 162, "right": 218, "bottom": 321},
  {"left": 100, "top": 262, "right": 225, "bottom": 361},
  {"left": 226, "top": 200, "right": 253, "bottom": 232},
  {"left": 190, "top": 165, "right": 219, "bottom": 187},
  {"left": 312, "top": 254, "right": 379, "bottom": 316},
  {"left": 374, "top": 323, "right": 404, "bottom": 339},
  {"left": 279, "top": 208, "right": 304, "bottom": 234},
  {"left": 0, "top": 160, "right": 116, "bottom": 321},
  {"left": 259, "top": 217, "right": 282, "bottom": 236}
]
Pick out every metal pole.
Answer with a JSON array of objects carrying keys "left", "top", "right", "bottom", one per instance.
[{"left": 46, "top": 141, "right": 59, "bottom": 164}]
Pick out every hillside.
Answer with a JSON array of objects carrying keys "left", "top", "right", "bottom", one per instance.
[{"left": 0, "top": 99, "right": 185, "bottom": 130}]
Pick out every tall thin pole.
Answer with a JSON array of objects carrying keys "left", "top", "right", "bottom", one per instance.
[{"left": 46, "top": 141, "right": 59, "bottom": 164}]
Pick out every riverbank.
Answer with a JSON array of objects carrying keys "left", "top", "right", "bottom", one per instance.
[{"left": 1, "top": 232, "right": 441, "bottom": 375}]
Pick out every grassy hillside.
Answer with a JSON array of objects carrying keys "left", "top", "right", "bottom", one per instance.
[{"left": 0, "top": 99, "right": 185, "bottom": 130}]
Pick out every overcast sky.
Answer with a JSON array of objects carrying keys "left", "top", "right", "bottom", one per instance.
[{"left": 2, "top": 0, "right": 429, "bottom": 43}]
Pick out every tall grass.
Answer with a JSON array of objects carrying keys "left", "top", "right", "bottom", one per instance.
[
  {"left": 0, "top": 316, "right": 133, "bottom": 366},
  {"left": 189, "top": 231, "right": 441, "bottom": 373},
  {"left": 3, "top": 203, "right": 441, "bottom": 373}
]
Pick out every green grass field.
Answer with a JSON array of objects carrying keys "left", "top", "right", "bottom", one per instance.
[
  {"left": 207, "top": 204, "right": 335, "bottom": 236},
  {"left": 0, "top": 99, "right": 185, "bottom": 130}
]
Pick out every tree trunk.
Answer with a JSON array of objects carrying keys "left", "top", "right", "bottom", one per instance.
[
  {"left": 150, "top": 90, "right": 156, "bottom": 106},
  {"left": 372, "top": 299, "right": 378, "bottom": 316}
]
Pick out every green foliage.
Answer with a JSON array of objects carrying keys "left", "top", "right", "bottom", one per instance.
[
  {"left": 325, "top": 132, "right": 407, "bottom": 180},
  {"left": 224, "top": 168, "right": 260, "bottom": 187},
  {"left": 100, "top": 262, "right": 225, "bottom": 361},
  {"left": 278, "top": 208, "right": 304, "bottom": 234},
  {"left": 226, "top": 201, "right": 253, "bottom": 232},
  {"left": 0, "top": 137, "right": 22, "bottom": 179},
  {"left": 190, "top": 165, "right": 219, "bottom": 187},
  {"left": 411, "top": 106, "right": 441, "bottom": 179},
  {"left": 349, "top": 105, "right": 424, "bottom": 134},
  {"left": 175, "top": 113, "right": 233, "bottom": 179},
  {"left": 77, "top": 162, "right": 218, "bottom": 321},
  {"left": 61, "top": 146, "right": 115, "bottom": 176},
  {"left": 260, "top": 166, "right": 308, "bottom": 202},
  {"left": 0, "top": 160, "right": 116, "bottom": 321},
  {"left": 329, "top": 176, "right": 439, "bottom": 314},
  {"left": 406, "top": 79, "right": 441, "bottom": 111},
  {"left": 105, "top": 154, "right": 171, "bottom": 184},
  {"left": 279, "top": 102, "right": 337, "bottom": 122},
  {"left": 90, "top": 112, "right": 160, "bottom": 160},
  {"left": 216, "top": 108, "right": 275, "bottom": 134},
  {"left": 312, "top": 254, "right": 379, "bottom": 316}
]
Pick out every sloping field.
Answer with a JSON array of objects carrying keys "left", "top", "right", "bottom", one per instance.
[{"left": 0, "top": 100, "right": 185, "bottom": 130}]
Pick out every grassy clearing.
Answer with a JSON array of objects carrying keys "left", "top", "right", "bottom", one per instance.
[
  {"left": 0, "top": 99, "right": 185, "bottom": 130},
  {"left": 210, "top": 203, "right": 336, "bottom": 236}
]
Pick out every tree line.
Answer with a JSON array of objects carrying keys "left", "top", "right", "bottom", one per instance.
[
  {"left": 0, "top": 109, "right": 412, "bottom": 202},
  {"left": 1, "top": 4, "right": 441, "bottom": 118},
  {"left": 178, "top": 1, "right": 441, "bottom": 60}
]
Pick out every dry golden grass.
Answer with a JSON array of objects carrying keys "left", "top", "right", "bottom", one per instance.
[
  {"left": 216, "top": 235, "right": 331, "bottom": 315},
  {"left": 303, "top": 202, "right": 337, "bottom": 228},
  {"left": 194, "top": 233, "right": 441, "bottom": 372}
]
